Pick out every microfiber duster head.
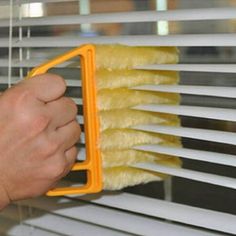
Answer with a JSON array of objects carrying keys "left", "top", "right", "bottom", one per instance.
[
  {"left": 95, "top": 44, "right": 181, "bottom": 190},
  {"left": 102, "top": 150, "right": 176, "bottom": 168},
  {"left": 96, "top": 69, "right": 179, "bottom": 90},
  {"left": 98, "top": 88, "right": 180, "bottom": 110},
  {"left": 99, "top": 109, "right": 180, "bottom": 131},
  {"left": 96, "top": 44, "right": 179, "bottom": 69},
  {"left": 103, "top": 156, "right": 182, "bottom": 190}
]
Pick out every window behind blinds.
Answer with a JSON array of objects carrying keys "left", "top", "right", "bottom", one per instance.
[{"left": 0, "top": 0, "right": 236, "bottom": 235}]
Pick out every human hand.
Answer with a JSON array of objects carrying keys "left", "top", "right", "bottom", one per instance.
[{"left": 0, "top": 74, "right": 80, "bottom": 209}]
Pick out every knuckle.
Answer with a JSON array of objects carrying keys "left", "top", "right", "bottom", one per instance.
[
  {"left": 21, "top": 114, "right": 50, "bottom": 135},
  {"left": 47, "top": 73, "right": 66, "bottom": 94},
  {"left": 49, "top": 160, "right": 67, "bottom": 179},
  {"left": 64, "top": 97, "right": 78, "bottom": 116},
  {"left": 68, "top": 146, "right": 78, "bottom": 161},
  {"left": 75, "top": 122, "right": 81, "bottom": 135},
  {"left": 70, "top": 122, "right": 81, "bottom": 141},
  {"left": 42, "top": 138, "right": 60, "bottom": 158},
  {"left": 32, "top": 114, "right": 50, "bottom": 132},
  {"left": 16, "top": 87, "right": 34, "bottom": 103},
  {"left": 5, "top": 86, "right": 33, "bottom": 108}
]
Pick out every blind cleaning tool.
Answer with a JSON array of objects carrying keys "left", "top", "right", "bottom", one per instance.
[{"left": 26, "top": 44, "right": 182, "bottom": 195}]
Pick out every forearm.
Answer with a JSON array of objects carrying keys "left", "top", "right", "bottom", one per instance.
[{"left": 0, "top": 185, "right": 10, "bottom": 210}]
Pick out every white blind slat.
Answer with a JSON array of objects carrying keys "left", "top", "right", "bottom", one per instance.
[
  {"left": 65, "top": 79, "right": 81, "bottom": 87},
  {"left": 0, "top": 77, "right": 81, "bottom": 87},
  {"left": 18, "top": 196, "right": 224, "bottom": 236},
  {"left": 134, "top": 145, "right": 236, "bottom": 167},
  {"left": 0, "top": 217, "right": 59, "bottom": 236},
  {"left": 71, "top": 97, "right": 82, "bottom": 105},
  {"left": 77, "top": 147, "right": 85, "bottom": 161},
  {"left": 0, "top": 60, "right": 236, "bottom": 74},
  {"left": 0, "top": 0, "right": 69, "bottom": 5},
  {"left": 0, "top": 59, "right": 74, "bottom": 68},
  {"left": 132, "top": 124, "right": 236, "bottom": 145},
  {"left": 0, "top": 8, "right": 235, "bottom": 27},
  {"left": 133, "top": 104, "right": 236, "bottom": 122},
  {"left": 136, "top": 64, "right": 236, "bottom": 73},
  {"left": 132, "top": 85, "right": 236, "bottom": 99},
  {"left": 133, "top": 162, "right": 236, "bottom": 189},
  {"left": 76, "top": 114, "right": 83, "bottom": 124},
  {"left": 76, "top": 192, "right": 236, "bottom": 235},
  {"left": 0, "top": 76, "right": 20, "bottom": 84},
  {"left": 80, "top": 132, "right": 85, "bottom": 144},
  {"left": 0, "top": 34, "right": 236, "bottom": 48},
  {"left": 2, "top": 204, "right": 125, "bottom": 236}
]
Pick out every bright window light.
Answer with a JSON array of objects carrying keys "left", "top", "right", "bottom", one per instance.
[
  {"left": 22, "top": 3, "right": 44, "bottom": 18},
  {"left": 79, "top": 0, "right": 92, "bottom": 33},
  {"left": 156, "top": 0, "right": 169, "bottom": 35}
]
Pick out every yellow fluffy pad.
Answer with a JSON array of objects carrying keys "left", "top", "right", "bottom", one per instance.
[
  {"left": 98, "top": 88, "right": 180, "bottom": 110},
  {"left": 96, "top": 45, "right": 179, "bottom": 69},
  {"left": 103, "top": 167, "right": 165, "bottom": 190},
  {"left": 96, "top": 69, "right": 179, "bottom": 90},
  {"left": 102, "top": 150, "right": 180, "bottom": 168},
  {"left": 101, "top": 129, "right": 181, "bottom": 151},
  {"left": 99, "top": 109, "right": 180, "bottom": 131},
  {"left": 94, "top": 44, "right": 181, "bottom": 190},
  {"left": 103, "top": 157, "right": 182, "bottom": 190}
]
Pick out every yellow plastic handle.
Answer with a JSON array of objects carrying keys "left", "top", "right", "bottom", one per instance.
[{"left": 26, "top": 45, "right": 102, "bottom": 196}]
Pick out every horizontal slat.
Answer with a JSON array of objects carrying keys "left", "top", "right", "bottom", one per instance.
[
  {"left": 0, "top": 8, "right": 236, "bottom": 27},
  {"left": 2, "top": 204, "right": 124, "bottom": 236},
  {"left": 19, "top": 196, "right": 223, "bottom": 236},
  {"left": 132, "top": 124, "right": 236, "bottom": 145},
  {"left": 134, "top": 144, "right": 236, "bottom": 167},
  {"left": 76, "top": 115, "right": 83, "bottom": 124},
  {"left": 0, "top": 59, "right": 39, "bottom": 67},
  {"left": 132, "top": 85, "right": 236, "bottom": 98},
  {"left": 0, "top": 59, "right": 75, "bottom": 68},
  {"left": 0, "top": 0, "right": 70, "bottom": 5},
  {"left": 0, "top": 76, "right": 81, "bottom": 87},
  {"left": 80, "top": 132, "right": 85, "bottom": 144},
  {"left": 1, "top": 59, "right": 236, "bottom": 74},
  {"left": 0, "top": 216, "right": 59, "bottom": 236},
  {"left": 136, "top": 64, "right": 236, "bottom": 73},
  {"left": 132, "top": 162, "right": 236, "bottom": 189},
  {"left": 133, "top": 104, "right": 236, "bottom": 122},
  {"left": 1, "top": 59, "right": 235, "bottom": 73},
  {"left": 77, "top": 192, "right": 236, "bottom": 235},
  {"left": 1, "top": 34, "right": 236, "bottom": 47},
  {"left": 0, "top": 76, "right": 20, "bottom": 84},
  {"left": 66, "top": 79, "right": 81, "bottom": 87},
  {"left": 78, "top": 136, "right": 236, "bottom": 165},
  {"left": 77, "top": 147, "right": 85, "bottom": 161},
  {"left": 71, "top": 97, "right": 82, "bottom": 105}
]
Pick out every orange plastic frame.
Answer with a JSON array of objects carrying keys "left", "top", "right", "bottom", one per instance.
[{"left": 26, "top": 45, "right": 102, "bottom": 196}]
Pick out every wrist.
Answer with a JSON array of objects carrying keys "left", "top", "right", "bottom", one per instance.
[{"left": 0, "top": 185, "right": 10, "bottom": 210}]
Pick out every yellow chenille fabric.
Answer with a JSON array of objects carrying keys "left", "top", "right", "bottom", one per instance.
[
  {"left": 99, "top": 109, "right": 180, "bottom": 131},
  {"left": 100, "top": 129, "right": 181, "bottom": 151},
  {"left": 98, "top": 88, "right": 180, "bottom": 111},
  {"left": 95, "top": 44, "right": 179, "bottom": 69},
  {"left": 102, "top": 150, "right": 180, "bottom": 168},
  {"left": 94, "top": 44, "right": 181, "bottom": 190},
  {"left": 96, "top": 69, "right": 179, "bottom": 90},
  {"left": 103, "top": 157, "right": 182, "bottom": 190}
]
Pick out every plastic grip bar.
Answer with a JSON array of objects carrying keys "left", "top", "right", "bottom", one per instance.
[{"left": 26, "top": 45, "right": 102, "bottom": 196}]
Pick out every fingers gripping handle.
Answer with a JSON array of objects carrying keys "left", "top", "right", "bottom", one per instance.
[{"left": 26, "top": 45, "right": 102, "bottom": 196}]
